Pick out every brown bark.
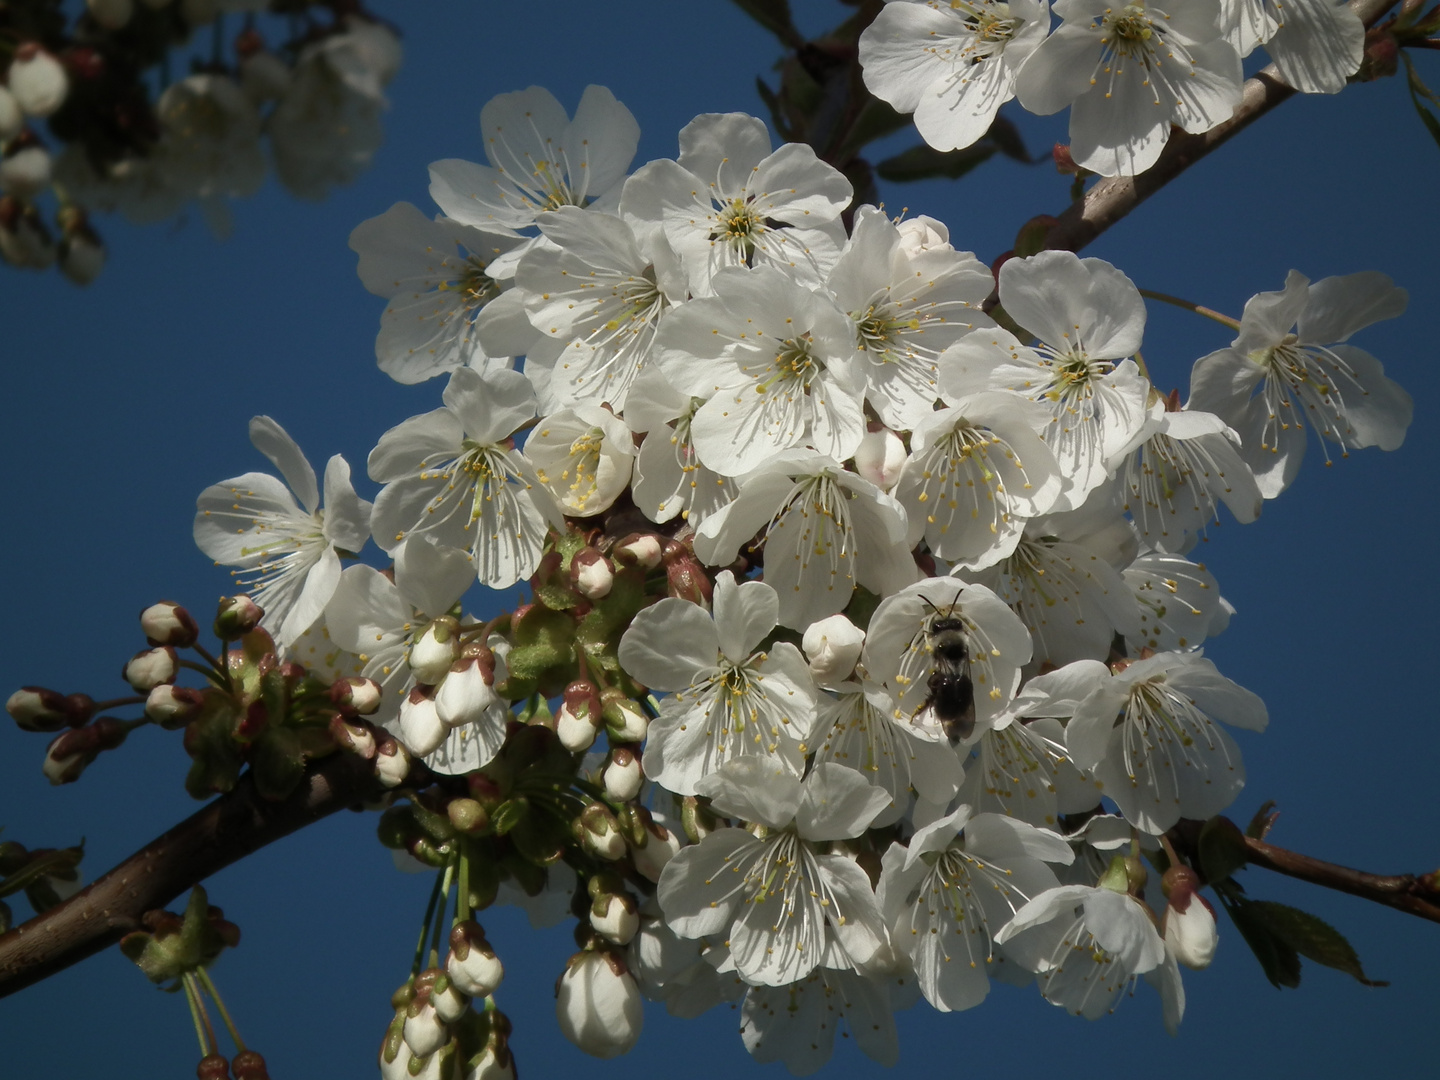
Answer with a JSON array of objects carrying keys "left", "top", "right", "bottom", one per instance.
[
  {"left": 1243, "top": 835, "right": 1440, "bottom": 924},
  {"left": 0, "top": 752, "right": 381, "bottom": 999}
]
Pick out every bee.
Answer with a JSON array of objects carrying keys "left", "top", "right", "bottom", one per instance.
[{"left": 916, "top": 593, "right": 975, "bottom": 744}]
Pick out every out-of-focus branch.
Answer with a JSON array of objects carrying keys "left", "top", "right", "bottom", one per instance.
[
  {"left": 0, "top": 752, "right": 383, "bottom": 999},
  {"left": 1243, "top": 835, "right": 1440, "bottom": 924},
  {"left": 1045, "top": 0, "right": 1401, "bottom": 254}
]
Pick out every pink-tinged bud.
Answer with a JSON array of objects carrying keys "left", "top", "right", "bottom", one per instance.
[
  {"left": 600, "top": 690, "right": 647, "bottom": 743},
  {"left": 435, "top": 650, "right": 500, "bottom": 729},
  {"left": 1361, "top": 28, "right": 1399, "bottom": 80},
  {"left": 571, "top": 549, "right": 615, "bottom": 600},
  {"left": 7, "top": 687, "right": 71, "bottom": 732},
  {"left": 330, "top": 675, "right": 383, "bottom": 715},
  {"left": 145, "top": 684, "right": 204, "bottom": 727},
  {"left": 802, "top": 614, "right": 865, "bottom": 685},
  {"left": 614, "top": 533, "right": 663, "bottom": 570},
  {"left": 403, "top": 986, "right": 449, "bottom": 1058},
  {"left": 399, "top": 688, "right": 446, "bottom": 756},
  {"left": 329, "top": 714, "right": 377, "bottom": 758},
  {"left": 630, "top": 814, "right": 681, "bottom": 883},
  {"left": 410, "top": 617, "right": 461, "bottom": 685},
  {"left": 853, "top": 427, "right": 906, "bottom": 490},
  {"left": 0, "top": 88, "right": 21, "bottom": 142},
  {"left": 8, "top": 46, "right": 69, "bottom": 118},
  {"left": 0, "top": 143, "right": 52, "bottom": 200},
  {"left": 214, "top": 595, "right": 263, "bottom": 638},
  {"left": 555, "top": 950, "right": 643, "bottom": 1059},
  {"left": 425, "top": 971, "right": 469, "bottom": 1024},
  {"left": 557, "top": 681, "right": 602, "bottom": 753},
  {"left": 576, "top": 802, "right": 626, "bottom": 861},
  {"left": 1053, "top": 143, "right": 1078, "bottom": 175},
  {"left": 589, "top": 892, "right": 639, "bottom": 946},
  {"left": 665, "top": 554, "right": 712, "bottom": 608},
  {"left": 123, "top": 646, "right": 178, "bottom": 692},
  {"left": 375, "top": 737, "right": 412, "bottom": 788},
  {"left": 447, "top": 922, "right": 504, "bottom": 996},
  {"left": 602, "top": 747, "right": 642, "bottom": 802},
  {"left": 42, "top": 719, "right": 123, "bottom": 784},
  {"left": 86, "top": 0, "right": 135, "bottom": 30},
  {"left": 140, "top": 601, "right": 199, "bottom": 647}
]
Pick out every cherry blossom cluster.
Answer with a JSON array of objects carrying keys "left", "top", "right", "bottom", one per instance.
[
  {"left": 7, "top": 80, "right": 1414, "bottom": 1076},
  {"left": 858, "top": 0, "right": 1369, "bottom": 176},
  {"left": 0, "top": 1, "right": 400, "bottom": 279}
]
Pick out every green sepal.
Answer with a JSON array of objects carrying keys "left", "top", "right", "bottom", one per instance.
[
  {"left": 1197, "top": 815, "right": 1250, "bottom": 884},
  {"left": 491, "top": 797, "right": 529, "bottom": 836},
  {"left": 250, "top": 726, "right": 306, "bottom": 802}
]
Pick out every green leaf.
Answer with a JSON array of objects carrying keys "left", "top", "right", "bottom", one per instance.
[
  {"left": 986, "top": 114, "right": 1035, "bottom": 163},
  {"left": 1219, "top": 891, "right": 1302, "bottom": 988},
  {"left": 1402, "top": 54, "right": 1440, "bottom": 151},
  {"left": 835, "top": 97, "right": 913, "bottom": 162},
  {"left": 1197, "top": 815, "right": 1250, "bottom": 884},
  {"left": 492, "top": 797, "right": 529, "bottom": 837},
  {"left": 1248, "top": 901, "right": 1389, "bottom": 987},
  {"left": 251, "top": 727, "right": 306, "bottom": 802},
  {"left": 729, "top": 0, "right": 801, "bottom": 45},
  {"left": 875, "top": 141, "right": 997, "bottom": 183}
]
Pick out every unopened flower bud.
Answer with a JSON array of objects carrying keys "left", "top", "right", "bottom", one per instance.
[
  {"left": 556, "top": 680, "right": 602, "bottom": 753},
  {"left": 896, "top": 214, "right": 951, "bottom": 255},
  {"left": 410, "top": 617, "right": 461, "bottom": 685},
  {"left": 330, "top": 675, "right": 383, "bottom": 715},
  {"left": 555, "top": 950, "right": 643, "bottom": 1059},
  {"left": 571, "top": 549, "right": 615, "bottom": 600},
  {"left": 230, "top": 1050, "right": 270, "bottom": 1080},
  {"left": 853, "top": 427, "right": 906, "bottom": 490},
  {"left": 600, "top": 690, "right": 647, "bottom": 743},
  {"left": 664, "top": 550, "right": 712, "bottom": 607},
  {"left": 399, "top": 688, "right": 446, "bottom": 756},
  {"left": 375, "top": 737, "right": 412, "bottom": 788},
  {"left": 8, "top": 45, "right": 69, "bottom": 118},
  {"left": 629, "top": 812, "right": 681, "bottom": 883},
  {"left": 404, "top": 983, "right": 449, "bottom": 1058},
  {"left": 575, "top": 802, "right": 626, "bottom": 861},
  {"left": 328, "top": 714, "right": 377, "bottom": 758},
  {"left": 123, "top": 646, "right": 178, "bottom": 692},
  {"left": 435, "top": 648, "right": 500, "bottom": 728},
  {"left": 7, "top": 687, "right": 73, "bottom": 732},
  {"left": 146, "top": 684, "right": 204, "bottom": 726},
  {"left": 87, "top": 0, "right": 135, "bottom": 30},
  {"left": 447, "top": 922, "right": 504, "bottom": 996},
  {"left": 589, "top": 891, "right": 639, "bottom": 946},
  {"left": 602, "top": 747, "right": 642, "bottom": 802},
  {"left": 0, "top": 143, "right": 52, "bottom": 200},
  {"left": 140, "top": 601, "right": 199, "bottom": 647},
  {"left": 422, "top": 969, "right": 469, "bottom": 1024},
  {"left": 446, "top": 797, "right": 488, "bottom": 835},
  {"left": 42, "top": 719, "right": 122, "bottom": 784},
  {"left": 802, "top": 614, "right": 865, "bottom": 685},
  {"left": 614, "top": 533, "right": 663, "bottom": 570},
  {"left": 1164, "top": 891, "right": 1218, "bottom": 970},
  {"left": 214, "top": 595, "right": 263, "bottom": 638},
  {"left": 0, "top": 88, "right": 21, "bottom": 142}
]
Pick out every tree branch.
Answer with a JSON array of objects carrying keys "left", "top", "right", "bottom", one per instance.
[
  {"left": 1044, "top": 0, "right": 1400, "bottom": 254},
  {"left": 1243, "top": 835, "right": 1440, "bottom": 924},
  {"left": 0, "top": 752, "right": 383, "bottom": 1000}
]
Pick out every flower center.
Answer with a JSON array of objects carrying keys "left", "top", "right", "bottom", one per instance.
[{"left": 1103, "top": 5, "right": 1156, "bottom": 57}]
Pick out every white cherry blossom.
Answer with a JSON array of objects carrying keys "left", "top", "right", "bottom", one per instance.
[
  {"left": 1188, "top": 269, "right": 1412, "bottom": 498},
  {"left": 194, "top": 416, "right": 371, "bottom": 650},
  {"left": 368, "top": 367, "right": 565, "bottom": 588},
  {"left": 1123, "top": 551, "right": 1228, "bottom": 654},
  {"left": 624, "top": 369, "right": 738, "bottom": 527},
  {"left": 693, "top": 451, "right": 914, "bottom": 630},
  {"left": 859, "top": 0, "right": 1052, "bottom": 152},
  {"left": 618, "top": 572, "right": 819, "bottom": 795},
  {"left": 877, "top": 806, "right": 1073, "bottom": 1012},
  {"left": 349, "top": 201, "right": 533, "bottom": 385},
  {"left": 657, "top": 760, "right": 892, "bottom": 986},
  {"left": 827, "top": 205, "right": 994, "bottom": 429},
  {"left": 740, "top": 967, "right": 914, "bottom": 1075},
  {"left": 654, "top": 266, "right": 866, "bottom": 476},
  {"left": 1015, "top": 0, "right": 1243, "bottom": 177},
  {"left": 1221, "top": 0, "right": 1364, "bottom": 94},
  {"left": 940, "top": 251, "right": 1159, "bottom": 511},
  {"left": 621, "top": 112, "right": 851, "bottom": 294},
  {"left": 526, "top": 405, "right": 636, "bottom": 517}
]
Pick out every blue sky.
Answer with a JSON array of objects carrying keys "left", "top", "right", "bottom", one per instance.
[{"left": 2, "top": 2, "right": 1438, "bottom": 1076}]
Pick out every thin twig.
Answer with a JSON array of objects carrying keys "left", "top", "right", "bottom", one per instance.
[{"left": 1243, "top": 835, "right": 1440, "bottom": 924}]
